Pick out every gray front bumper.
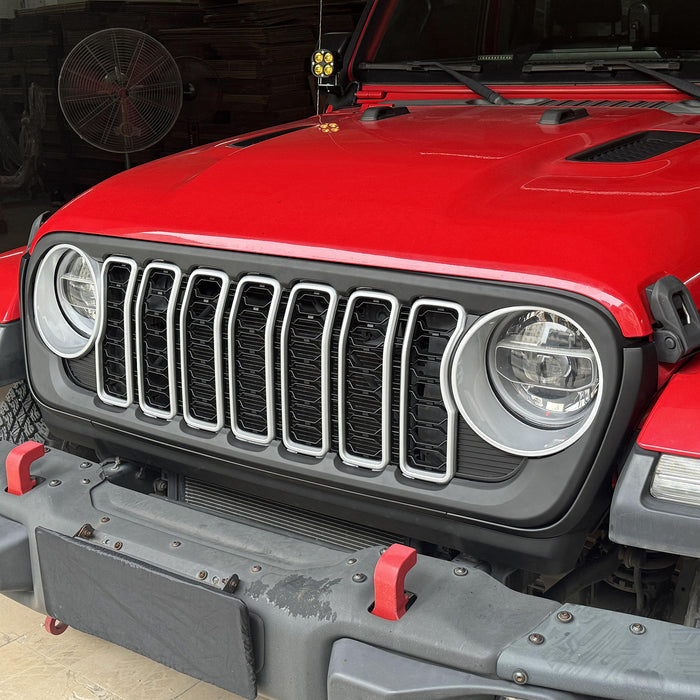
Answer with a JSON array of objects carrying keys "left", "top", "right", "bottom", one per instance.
[{"left": 1, "top": 440, "right": 699, "bottom": 700}]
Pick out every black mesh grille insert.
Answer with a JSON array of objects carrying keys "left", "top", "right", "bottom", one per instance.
[
  {"left": 283, "top": 287, "right": 333, "bottom": 450},
  {"left": 139, "top": 267, "right": 177, "bottom": 413},
  {"left": 65, "top": 352, "right": 97, "bottom": 391},
  {"left": 341, "top": 295, "right": 396, "bottom": 464},
  {"left": 569, "top": 130, "right": 700, "bottom": 163},
  {"left": 183, "top": 274, "right": 224, "bottom": 425},
  {"left": 233, "top": 281, "right": 275, "bottom": 437},
  {"left": 404, "top": 305, "right": 461, "bottom": 475},
  {"left": 457, "top": 422, "right": 524, "bottom": 481},
  {"left": 101, "top": 261, "right": 132, "bottom": 401}
]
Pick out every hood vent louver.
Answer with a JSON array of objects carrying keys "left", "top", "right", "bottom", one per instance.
[
  {"left": 228, "top": 125, "right": 311, "bottom": 149},
  {"left": 569, "top": 130, "right": 700, "bottom": 163}
]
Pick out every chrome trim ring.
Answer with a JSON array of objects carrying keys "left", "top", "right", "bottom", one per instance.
[
  {"left": 33, "top": 243, "right": 101, "bottom": 360},
  {"left": 450, "top": 306, "right": 604, "bottom": 457}
]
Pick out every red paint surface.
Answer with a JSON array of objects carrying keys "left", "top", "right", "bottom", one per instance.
[
  {"left": 5, "top": 441, "right": 43, "bottom": 496},
  {"left": 354, "top": 83, "right": 694, "bottom": 105},
  {"left": 35, "top": 93, "right": 700, "bottom": 338},
  {"left": 638, "top": 355, "right": 700, "bottom": 458},
  {"left": 372, "top": 543, "right": 417, "bottom": 621},
  {"left": 0, "top": 247, "right": 23, "bottom": 324}
]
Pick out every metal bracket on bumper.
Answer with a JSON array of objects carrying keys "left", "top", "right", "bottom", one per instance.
[
  {"left": 498, "top": 603, "right": 700, "bottom": 700},
  {"left": 0, "top": 320, "right": 24, "bottom": 386}
]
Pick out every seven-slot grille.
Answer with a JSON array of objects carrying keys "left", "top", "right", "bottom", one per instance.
[{"left": 96, "top": 258, "right": 466, "bottom": 482}]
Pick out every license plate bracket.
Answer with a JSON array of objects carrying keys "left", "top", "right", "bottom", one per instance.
[{"left": 37, "top": 528, "right": 257, "bottom": 699}]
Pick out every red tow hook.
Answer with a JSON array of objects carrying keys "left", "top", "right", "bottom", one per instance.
[
  {"left": 5, "top": 441, "right": 45, "bottom": 495},
  {"left": 371, "top": 543, "right": 417, "bottom": 621},
  {"left": 44, "top": 617, "right": 69, "bottom": 635}
]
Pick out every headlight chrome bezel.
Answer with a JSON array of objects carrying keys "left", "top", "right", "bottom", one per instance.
[
  {"left": 33, "top": 244, "right": 101, "bottom": 359},
  {"left": 450, "top": 306, "right": 604, "bottom": 457}
]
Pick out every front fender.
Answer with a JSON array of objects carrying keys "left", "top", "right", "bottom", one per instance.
[
  {"left": 636, "top": 354, "right": 700, "bottom": 459},
  {"left": 0, "top": 247, "right": 22, "bottom": 324},
  {"left": 0, "top": 247, "right": 25, "bottom": 387},
  {"left": 610, "top": 354, "right": 700, "bottom": 555}
]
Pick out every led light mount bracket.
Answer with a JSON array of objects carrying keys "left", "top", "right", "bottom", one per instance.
[
  {"left": 646, "top": 275, "right": 700, "bottom": 363},
  {"left": 311, "top": 32, "right": 351, "bottom": 90},
  {"left": 312, "top": 48, "right": 340, "bottom": 87}
]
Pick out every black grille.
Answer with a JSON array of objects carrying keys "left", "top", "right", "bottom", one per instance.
[
  {"left": 457, "top": 422, "right": 524, "bottom": 481},
  {"left": 343, "top": 298, "right": 390, "bottom": 460},
  {"left": 101, "top": 262, "right": 132, "bottom": 401},
  {"left": 139, "top": 267, "right": 177, "bottom": 414},
  {"left": 90, "top": 259, "right": 522, "bottom": 485},
  {"left": 232, "top": 281, "right": 275, "bottom": 437},
  {"left": 340, "top": 294, "right": 397, "bottom": 465},
  {"left": 183, "top": 274, "right": 224, "bottom": 425},
  {"left": 283, "top": 287, "right": 333, "bottom": 451},
  {"left": 66, "top": 351, "right": 97, "bottom": 391},
  {"left": 184, "top": 477, "right": 405, "bottom": 550},
  {"left": 404, "top": 305, "right": 460, "bottom": 475},
  {"left": 569, "top": 130, "right": 700, "bottom": 163}
]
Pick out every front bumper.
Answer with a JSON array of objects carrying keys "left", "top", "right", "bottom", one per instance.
[{"left": 1, "top": 440, "right": 699, "bottom": 700}]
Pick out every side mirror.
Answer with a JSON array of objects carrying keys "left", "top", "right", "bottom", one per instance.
[{"left": 311, "top": 32, "right": 352, "bottom": 90}]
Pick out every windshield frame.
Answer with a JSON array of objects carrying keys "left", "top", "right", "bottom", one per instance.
[{"left": 350, "top": 0, "right": 700, "bottom": 88}]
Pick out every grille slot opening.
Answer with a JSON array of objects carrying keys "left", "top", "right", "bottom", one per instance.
[{"left": 183, "top": 477, "right": 405, "bottom": 551}]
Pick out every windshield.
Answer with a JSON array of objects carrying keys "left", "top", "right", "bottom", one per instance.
[{"left": 355, "top": 0, "right": 700, "bottom": 83}]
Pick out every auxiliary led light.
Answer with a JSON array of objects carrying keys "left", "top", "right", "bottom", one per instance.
[
  {"left": 651, "top": 453, "right": 700, "bottom": 507},
  {"left": 311, "top": 49, "right": 335, "bottom": 80}
]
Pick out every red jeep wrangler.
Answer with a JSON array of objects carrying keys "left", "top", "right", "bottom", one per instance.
[{"left": 2, "top": 1, "right": 700, "bottom": 698}]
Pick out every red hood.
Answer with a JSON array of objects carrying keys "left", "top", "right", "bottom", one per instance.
[{"left": 39, "top": 104, "right": 700, "bottom": 337}]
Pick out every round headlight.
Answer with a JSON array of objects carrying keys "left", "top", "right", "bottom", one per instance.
[
  {"left": 451, "top": 307, "right": 603, "bottom": 456},
  {"left": 34, "top": 244, "right": 101, "bottom": 358},
  {"left": 489, "top": 311, "right": 598, "bottom": 428}
]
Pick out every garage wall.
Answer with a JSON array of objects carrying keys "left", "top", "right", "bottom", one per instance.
[{"left": 0, "top": 0, "right": 364, "bottom": 197}]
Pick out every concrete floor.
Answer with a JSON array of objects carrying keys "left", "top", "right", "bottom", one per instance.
[
  {"left": 0, "top": 199, "right": 244, "bottom": 699},
  {"left": 0, "top": 595, "right": 238, "bottom": 700}
]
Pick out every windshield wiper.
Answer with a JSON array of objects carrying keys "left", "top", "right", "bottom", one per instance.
[
  {"left": 524, "top": 60, "right": 700, "bottom": 100},
  {"left": 359, "top": 60, "right": 512, "bottom": 105}
]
